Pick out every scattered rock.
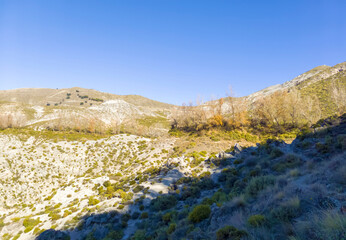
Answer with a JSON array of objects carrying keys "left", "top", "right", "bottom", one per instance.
[{"left": 234, "top": 143, "right": 242, "bottom": 155}]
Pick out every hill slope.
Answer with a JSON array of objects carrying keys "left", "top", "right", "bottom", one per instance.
[
  {"left": 246, "top": 62, "right": 346, "bottom": 102},
  {"left": 0, "top": 87, "right": 174, "bottom": 134}
]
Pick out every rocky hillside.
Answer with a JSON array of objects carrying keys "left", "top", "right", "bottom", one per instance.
[
  {"left": 39, "top": 114, "right": 346, "bottom": 240},
  {"left": 0, "top": 62, "right": 346, "bottom": 240},
  {"left": 0, "top": 132, "right": 176, "bottom": 240},
  {"left": 0, "top": 112, "right": 345, "bottom": 240},
  {"left": 1, "top": 62, "right": 345, "bottom": 133},
  {"left": 0, "top": 87, "right": 173, "bottom": 109},
  {"left": 246, "top": 62, "right": 346, "bottom": 102},
  {"left": 0, "top": 87, "right": 174, "bottom": 134}
]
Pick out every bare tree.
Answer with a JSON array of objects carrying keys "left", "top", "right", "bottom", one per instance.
[
  {"left": 0, "top": 113, "right": 27, "bottom": 129},
  {"left": 301, "top": 95, "right": 322, "bottom": 125},
  {"left": 330, "top": 79, "right": 346, "bottom": 114},
  {"left": 226, "top": 86, "right": 236, "bottom": 122}
]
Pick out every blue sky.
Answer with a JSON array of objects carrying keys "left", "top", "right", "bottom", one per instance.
[{"left": 0, "top": 1, "right": 345, "bottom": 105}]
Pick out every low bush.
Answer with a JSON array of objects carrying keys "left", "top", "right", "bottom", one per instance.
[
  {"left": 23, "top": 218, "right": 41, "bottom": 233},
  {"left": 117, "top": 205, "right": 124, "bottom": 210},
  {"left": 140, "top": 212, "right": 148, "bottom": 219},
  {"left": 211, "top": 191, "right": 228, "bottom": 204},
  {"left": 167, "top": 223, "right": 176, "bottom": 234},
  {"left": 176, "top": 177, "right": 193, "bottom": 185},
  {"left": 269, "top": 197, "right": 301, "bottom": 223},
  {"left": 188, "top": 205, "right": 211, "bottom": 223},
  {"left": 132, "top": 230, "right": 146, "bottom": 240},
  {"left": 216, "top": 225, "right": 248, "bottom": 240},
  {"left": 103, "top": 230, "right": 123, "bottom": 240},
  {"left": 315, "top": 142, "right": 330, "bottom": 153},
  {"left": 196, "top": 178, "right": 216, "bottom": 190},
  {"left": 248, "top": 214, "right": 266, "bottom": 227},
  {"left": 272, "top": 154, "right": 302, "bottom": 172},
  {"left": 245, "top": 175, "right": 276, "bottom": 198},
  {"left": 88, "top": 196, "right": 100, "bottom": 206},
  {"left": 181, "top": 186, "right": 201, "bottom": 200},
  {"left": 162, "top": 211, "right": 176, "bottom": 223},
  {"left": 293, "top": 211, "right": 346, "bottom": 240},
  {"left": 270, "top": 148, "right": 284, "bottom": 158},
  {"left": 151, "top": 195, "right": 177, "bottom": 211},
  {"left": 132, "top": 185, "right": 144, "bottom": 193},
  {"left": 336, "top": 134, "right": 346, "bottom": 150}
]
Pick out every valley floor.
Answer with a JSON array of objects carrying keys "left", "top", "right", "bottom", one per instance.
[{"left": 0, "top": 115, "right": 345, "bottom": 240}]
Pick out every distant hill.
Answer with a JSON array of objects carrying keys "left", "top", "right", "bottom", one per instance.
[
  {"left": 0, "top": 87, "right": 173, "bottom": 109},
  {"left": 246, "top": 62, "right": 346, "bottom": 102},
  {"left": 0, "top": 61, "right": 345, "bottom": 132},
  {"left": 0, "top": 87, "right": 174, "bottom": 132}
]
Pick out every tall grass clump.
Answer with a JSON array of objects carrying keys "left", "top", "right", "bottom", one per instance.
[{"left": 245, "top": 175, "right": 276, "bottom": 198}]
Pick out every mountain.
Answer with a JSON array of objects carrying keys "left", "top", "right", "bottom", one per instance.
[
  {"left": 1, "top": 112, "right": 345, "bottom": 240},
  {"left": 0, "top": 87, "right": 173, "bottom": 108},
  {"left": 0, "top": 87, "right": 174, "bottom": 133},
  {"left": 1, "top": 61, "right": 345, "bottom": 133},
  {"left": 246, "top": 62, "right": 346, "bottom": 102},
  {"left": 0, "top": 62, "right": 345, "bottom": 240}
]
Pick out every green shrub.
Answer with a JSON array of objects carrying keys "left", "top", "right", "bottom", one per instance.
[
  {"left": 289, "top": 169, "right": 299, "bottom": 177},
  {"left": 151, "top": 195, "right": 177, "bottom": 211},
  {"left": 272, "top": 154, "right": 302, "bottom": 172},
  {"left": 270, "top": 148, "right": 284, "bottom": 158},
  {"left": 117, "top": 204, "right": 124, "bottom": 210},
  {"left": 49, "top": 212, "right": 61, "bottom": 221},
  {"left": 133, "top": 185, "right": 144, "bottom": 193},
  {"left": 233, "top": 159, "right": 243, "bottom": 165},
  {"left": 216, "top": 225, "right": 248, "bottom": 240},
  {"left": 270, "top": 197, "right": 301, "bottom": 222},
  {"left": 188, "top": 205, "right": 211, "bottom": 223},
  {"left": 248, "top": 214, "right": 266, "bottom": 227},
  {"left": 293, "top": 211, "right": 346, "bottom": 240},
  {"left": 23, "top": 218, "right": 41, "bottom": 233},
  {"left": 103, "top": 230, "right": 123, "bottom": 240},
  {"left": 0, "top": 219, "right": 5, "bottom": 228},
  {"left": 337, "top": 134, "right": 346, "bottom": 150},
  {"left": 211, "top": 191, "right": 228, "bottom": 204},
  {"left": 132, "top": 230, "right": 146, "bottom": 240},
  {"left": 12, "top": 233, "right": 21, "bottom": 240},
  {"left": 181, "top": 186, "right": 201, "bottom": 200},
  {"left": 121, "top": 213, "right": 131, "bottom": 222},
  {"left": 176, "top": 177, "right": 192, "bottom": 185},
  {"left": 245, "top": 175, "right": 275, "bottom": 198},
  {"left": 315, "top": 142, "right": 330, "bottom": 153},
  {"left": 162, "top": 212, "right": 174, "bottom": 223},
  {"left": 140, "top": 212, "right": 148, "bottom": 219},
  {"left": 202, "top": 197, "right": 214, "bottom": 205},
  {"left": 167, "top": 223, "right": 176, "bottom": 234},
  {"left": 88, "top": 196, "right": 100, "bottom": 206}
]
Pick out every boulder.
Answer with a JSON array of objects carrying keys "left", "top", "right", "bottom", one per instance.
[
  {"left": 218, "top": 151, "right": 234, "bottom": 159},
  {"left": 234, "top": 143, "right": 242, "bottom": 155}
]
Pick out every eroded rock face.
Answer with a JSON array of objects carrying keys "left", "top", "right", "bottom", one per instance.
[
  {"left": 0, "top": 133, "right": 176, "bottom": 239},
  {"left": 234, "top": 143, "right": 242, "bottom": 155},
  {"left": 218, "top": 151, "right": 234, "bottom": 159}
]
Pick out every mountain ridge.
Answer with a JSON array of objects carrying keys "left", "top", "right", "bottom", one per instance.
[{"left": 0, "top": 61, "right": 345, "bottom": 134}]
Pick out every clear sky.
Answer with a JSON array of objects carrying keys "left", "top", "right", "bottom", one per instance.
[{"left": 0, "top": 1, "right": 345, "bottom": 105}]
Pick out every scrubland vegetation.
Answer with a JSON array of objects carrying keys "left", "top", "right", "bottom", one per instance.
[
  {"left": 0, "top": 66, "right": 345, "bottom": 240},
  {"left": 170, "top": 77, "right": 346, "bottom": 141},
  {"left": 0, "top": 113, "right": 342, "bottom": 240}
]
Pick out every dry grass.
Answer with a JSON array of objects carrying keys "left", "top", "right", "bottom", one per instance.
[
  {"left": 293, "top": 210, "right": 346, "bottom": 240},
  {"left": 0, "top": 113, "right": 27, "bottom": 129}
]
